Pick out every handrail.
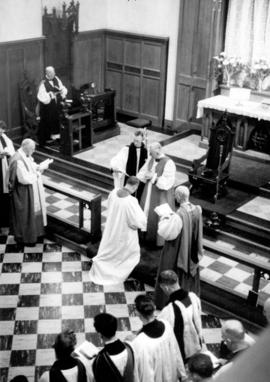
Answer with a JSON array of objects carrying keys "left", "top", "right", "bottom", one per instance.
[
  {"left": 43, "top": 178, "right": 102, "bottom": 242},
  {"left": 203, "top": 238, "right": 270, "bottom": 306}
]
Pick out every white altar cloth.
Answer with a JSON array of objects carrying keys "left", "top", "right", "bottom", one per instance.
[{"left": 197, "top": 95, "right": 270, "bottom": 122}]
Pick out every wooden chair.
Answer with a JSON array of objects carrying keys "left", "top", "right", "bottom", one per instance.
[
  {"left": 189, "top": 112, "right": 235, "bottom": 202},
  {"left": 19, "top": 73, "right": 39, "bottom": 141}
]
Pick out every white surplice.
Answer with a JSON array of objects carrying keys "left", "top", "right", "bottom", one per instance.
[
  {"left": 89, "top": 189, "right": 147, "bottom": 285},
  {"left": 0, "top": 133, "right": 15, "bottom": 193},
  {"left": 110, "top": 146, "right": 142, "bottom": 189},
  {"left": 131, "top": 319, "right": 186, "bottom": 382}
]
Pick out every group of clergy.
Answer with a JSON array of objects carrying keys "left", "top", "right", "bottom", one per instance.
[{"left": 89, "top": 129, "right": 203, "bottom": 310}]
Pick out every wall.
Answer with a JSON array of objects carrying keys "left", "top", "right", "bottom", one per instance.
[
  {"left": 0, "top": 0, "right": 42, "bottom": 42},
  {"left": 106, "top": 0, "right": 180, "bottom": 122},
  {"left": 42, "top": 0, "right": 108, "bottom": 30}
]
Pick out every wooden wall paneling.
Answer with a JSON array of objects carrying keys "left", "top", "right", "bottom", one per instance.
[
  {"left": 173, "top": 0, "right": 226, "bottom": 131},
  {"left": 73, "top": 31, "right": 104, "bottom": 92},
  {"left": 104, "top": 31, "right": 168, "bottom": 128},
  {"left": 122, "top": 73, "right": 140, "bottom": 113},
  {"left": 106, "top": 70, "right": 122, "bottom": 109},
  {"left": 0, "top": 49, "right": 8, "bottom": 124},
  {"left": 8, "top": 48, "right": 25, "bottom": 128},
  {"left": 0, "top": 38, "right": 44, "bottom": 133},
  {"left": 141, "top": 77, "right": 159, "bottom": 120}
]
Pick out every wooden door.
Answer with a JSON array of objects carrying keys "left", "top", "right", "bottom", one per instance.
[{"left": 173, "top": 0, "right": 227, "bottom": 131}]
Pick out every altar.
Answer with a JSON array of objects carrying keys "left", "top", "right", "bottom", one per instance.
[{"left": 197, "top": 95, "right": 270, "bottom": 153}]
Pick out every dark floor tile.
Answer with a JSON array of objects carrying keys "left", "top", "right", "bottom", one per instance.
[
  {"left": 243, "top": 275, "right": 253, "bottom": 287},
  {"left": 207, "top": 261, "right": 231, "bottom": 274},
  {"left": 62, "top": 319, "right": 85, "bottom": 333},
  {"left": 41, "top": 283, "right": 62, "bottom": 294},
  {"left": 66, "top": 205, "right": 78, "bottom": 214},
  {"left": 105, "top": 292, "right": 127, "bottom": 304},
  {"left": 62, "top": 293, "right": 83, "bottom": 306},
  {"left": 1, "top": 263, "right": 22, "bottom": 273},
  {"left": 84, "top": 305, "right": 105, "bottom": 318},
  {"left": 82, "top": 262, "right": 91, "bottom": 271},
  {"left": 62, "top": 271, "right": 82, "bottom": 282},
  {"left": 0, "top": 335, "right": 12, "bottom": 350},
  {"left": 46, "top": 195, "right": 60, "bottom": 204},
  {"left": 42, "top": 262, "right": 62, "bottom": 272},
  {"left": 18, "top": 295, "right": 40, "bottom": 307},
  {"left": 0, "top": 253, "right": 3, "bottom": 262},
  {"left": 39, "top": 306, "right": 61, "bottom": 320},
  {"left": 14, "top": 320, "right": 38, "bottom": 335},
  {"left": 204, "top": 250, "right": 219, "bottom": 260},
  {"left": 24, "top": 253, "right": 43, "bottom": 262},
  {"left": 235, "top": 263, "right": 253, "bottom": 273},
  {"left": 216, "top": 276, "right": 239, "bottom": 290},
  {"left": 10, "top": 349, "right": 36, "bottom": 366},
  {"left": 124, "top": 279, "right": 145, "bottom": 292},
  {"left": 0, "top": 284, "right": 19, "bottom": 295},
  {"left": 62, "top": 252, "right": 81, "bottom": 261},
  {"left": 35, "top": 366, "right": 51, "bottom": 381},
  {"left": 37, "top": 333, "right": 57, "bottom": 349},
  {"left": 117, "top": 317, "right": 131, "bottom": 331},
  {"left": 201, "top": 315, "right": 221, "bottom": 329},
  {"left": 66, "top": 215, "right": 79, "bottom": 224},
  {"left": 47, "top": 205, "right": 61, "bottom": 214},
  {"left": 127, "top": 304, "right": 137, "bottom": 317},
  {"left": 0, "top": 368, "right": 8, "bottom": 382},
  {"left": 21, "top": 273, "right": 41, "bottom": 283},
  {"left": 83, "top": 282, "right": 103, "bottom": 293},
  {"left": 85, "top": 332, "right": 103, "bottom": 347},
  {"left": 44, "top": 243, "right": 62, "bottom": 252},
  {"left": 5, "top": 244, "right": 24, "bottom": 253},
  {"left": 0, "top": 308, "right": 16, "bottom": 321},
  {"left": 65, "top": 196, "right": 77, "bottom": 203}
]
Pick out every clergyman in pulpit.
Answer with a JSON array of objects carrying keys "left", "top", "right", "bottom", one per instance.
[{"left": 37, "top": 66, "right": 67, "bottom": 146}]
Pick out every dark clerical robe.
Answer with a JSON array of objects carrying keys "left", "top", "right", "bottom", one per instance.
[
  {"left": 37, "top": 75, "right": 67, "bottom": 145},
  {"left": 137, "top": 155, "right": 176, "bottom": 246},
  {"left": 155, "top": 203, "right": 203, "bottom": 309},
  {"left": 93, "top": 340, "right": 135, "bottom": 382},
  {"left": 9, "top": 149, "right": 46, "bottom": 244},
  {"left": 0, "top": 133, "right": 15, "bottom": 227},
  {"left": 110, "top": 142, "right": 148, "bottom": 200}
]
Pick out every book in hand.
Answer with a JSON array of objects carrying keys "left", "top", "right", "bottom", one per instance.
[
  {"left": 73, "top": 340, "right": 99, "bottom": 360},
  {"left": 39, "top": 158, "right": 53, "bottom": 171},
  {"left": 154, "top": 203, "right": 174, "bottom": 218}
]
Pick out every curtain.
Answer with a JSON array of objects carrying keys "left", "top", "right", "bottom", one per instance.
[{"left": 225, "top": 0, "right": 270, "bottom": 63}]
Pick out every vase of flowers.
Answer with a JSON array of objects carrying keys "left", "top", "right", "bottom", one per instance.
[
  {"left": 213, "top": 52, "right": 248, "bottom": 87},
  {"left": 250, "top": 59, "right": 270, "bottom": 92}
]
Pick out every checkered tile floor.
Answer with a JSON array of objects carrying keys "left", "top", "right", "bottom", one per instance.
[
  {"left": 0, "top": 235, "right": 227, "bottom": 382},
  {"left": 43, "top": 172, "right": 270, "bottom": 305}
]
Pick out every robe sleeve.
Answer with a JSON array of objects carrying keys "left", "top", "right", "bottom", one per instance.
[
  {"left": 110, "top": 146, "right": 129, "bottom": 172},
  {"left": 56, "top": 76, "right": 68, "bottom": 98},
  {"left": 129, "top": 341, "right": 155, "bottom": 382},
  {"left": 37, "top": 81, "right": 51, "bottom": 105},
  {"left": 155, "top": 159, "right": 176, "bottom": 190},
  {"left": 17, "top": 160, "right": 37, "bottom": 185},
  {"left": 126, "top": 197, "right": 147, "bottom": 230},
  {"left": 3, "top": 135, "right": 15, "bottom": 157},
  {"left": 136, "top": 159, "right": 151, "bottom": 183}
]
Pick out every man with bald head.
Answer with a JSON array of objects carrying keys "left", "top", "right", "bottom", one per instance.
[
  {"left": 155, "top": 185, "right": 203, "bottom": 309},
  {"left": 37, "top": 66, "right": 67, "bottom": 146},
  {"left": 215, "top": 319, "right": 255, "bottom": 377},
  {"left": 137, "top": 141, "right": 176, "bottom": 246},
  {"left": 9, "top": 139, "right": 52, "bottom": 245}
]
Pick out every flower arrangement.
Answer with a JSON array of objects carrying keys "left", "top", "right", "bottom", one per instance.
[
  {"left": 250, "top": 58, "right": 270, "bottom": 91},
  {"left": 212, "top": 52, "right": 248, "bottom": 87}
]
